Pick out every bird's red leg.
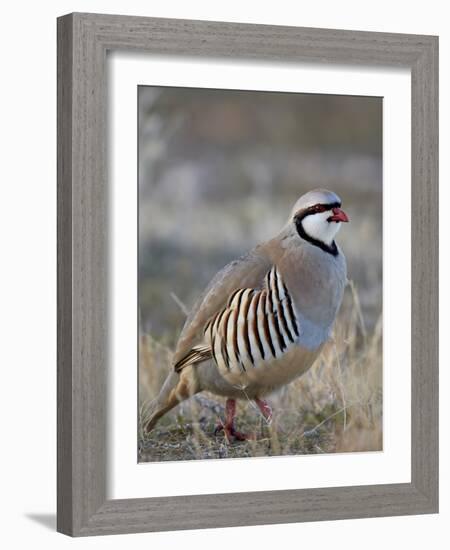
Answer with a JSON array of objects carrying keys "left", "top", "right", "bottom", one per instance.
[
  {"left": 224, "top": 398, "right": 238, "bottom": 441},
  {"left": 215, "top": 399, "right": 255, "bottom": 441},
  {"left": 214, "top": 398, "right": 236, "bottom": 439},
  {"left": 255, "top": 398, "right": 273, "bottom": 423}
]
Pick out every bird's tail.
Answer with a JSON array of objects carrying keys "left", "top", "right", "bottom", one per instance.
[
  {"left": 141, "top": 360, "right": 204, "bottom": 433},
  {"left": 140, "top": 370, "right": 181, "bottom": 433}
]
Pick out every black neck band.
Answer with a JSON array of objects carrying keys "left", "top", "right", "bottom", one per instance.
[{"left": 294, "top": 212, "right": 339, "bottom": 256}]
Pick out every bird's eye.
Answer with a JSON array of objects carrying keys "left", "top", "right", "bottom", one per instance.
[{"left": 314, "top": 205, "right": 326, "bottom": 213}]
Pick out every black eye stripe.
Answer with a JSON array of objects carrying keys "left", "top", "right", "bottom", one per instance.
[
  {"left": 311, "top": 202, "right": 340, "bottom": 212},
  {"left": 295, "top": 202, "right": 341, "bottom": 218}
]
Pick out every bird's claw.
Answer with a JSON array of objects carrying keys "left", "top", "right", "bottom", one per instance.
[{"left": 214, "top": 422, "right": 255, "bottom": 441}]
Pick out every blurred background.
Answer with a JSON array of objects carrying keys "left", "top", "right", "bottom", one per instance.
[
  {"left": 138, "top": 86, "right": 382, "bottom": 461},
  {"left": 139, "top": 87, "right": 382, "bottom": 343}
]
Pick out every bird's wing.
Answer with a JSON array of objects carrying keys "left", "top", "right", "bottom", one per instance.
[
  {"left": 174, "top": 262, "right": 301, "bottom": 383},
  {"left": 173, "top": 246, "right": 272, "bottom": 368}
]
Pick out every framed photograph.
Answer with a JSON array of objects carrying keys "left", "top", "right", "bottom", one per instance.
[
  {"left": 137, "top": 86, "right": 383, "bottom": 463},
  {"left": 57, "top": 13, "right": 438, "bottom": 536}
]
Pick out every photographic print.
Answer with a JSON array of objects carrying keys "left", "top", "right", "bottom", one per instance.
[{"left": 138, "top": 87, "right": 382, "bottom": 463}]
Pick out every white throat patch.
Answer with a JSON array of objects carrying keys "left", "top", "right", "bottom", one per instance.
[{"left": 301, "top": 210, "right": 342, "bottom": 246}]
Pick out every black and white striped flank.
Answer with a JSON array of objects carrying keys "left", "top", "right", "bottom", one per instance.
[{"left": 203, "top": 267, "right": 299, "bottom": 374}]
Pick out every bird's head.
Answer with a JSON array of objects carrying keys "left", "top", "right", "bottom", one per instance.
[{"left": 289, "top": 189, "right": 349, "bottom": 255}]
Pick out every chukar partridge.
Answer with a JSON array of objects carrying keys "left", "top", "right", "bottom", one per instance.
[{"left": 144, "top": 189, "right": 349, "bottom": 440}]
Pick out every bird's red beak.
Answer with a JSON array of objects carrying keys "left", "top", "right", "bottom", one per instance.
[{"left": 328, "top": 207, "right": 349, "bottom": 223}]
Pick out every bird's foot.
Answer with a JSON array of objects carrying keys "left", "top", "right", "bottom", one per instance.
[
  {"left": 214, "top": 398, "right": 257, "bottom": 441},
  {"left": 214, "top": 422, "right": 256, "bottom": 442}
]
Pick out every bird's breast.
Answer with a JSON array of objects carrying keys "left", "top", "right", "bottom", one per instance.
[{"left": 283, "top": 246, "right": 347, "bottom": 348}]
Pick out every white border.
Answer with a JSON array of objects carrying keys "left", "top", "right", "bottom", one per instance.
[{"left": 108, "top": 53, "right": 411, "bottom": 500}]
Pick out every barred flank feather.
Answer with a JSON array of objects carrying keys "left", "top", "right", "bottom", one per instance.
[
  {"left": 204, "top": 267, "right": 300, "bottom": 375},
  {"left": 174, "top": 345, "right": 212, "bottom": 373},
  {"left": 174, "top": 267, "right": 299, "bottom": 375}
]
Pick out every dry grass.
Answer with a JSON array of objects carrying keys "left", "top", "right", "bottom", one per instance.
[{"left": 138, "top": 280, "right": 382, "bottom": 462}]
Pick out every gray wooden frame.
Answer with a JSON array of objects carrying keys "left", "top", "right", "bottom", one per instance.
[{"left": 57, "top": 12, "right": 438, "bottom": 537}]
